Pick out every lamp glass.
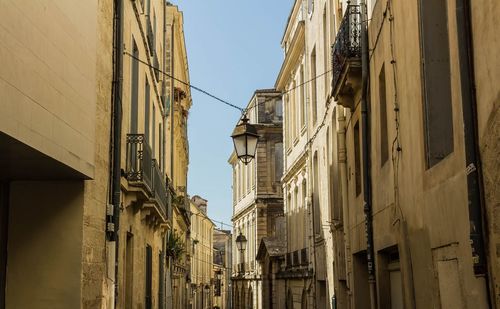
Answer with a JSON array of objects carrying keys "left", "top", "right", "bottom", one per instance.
[
  {"left": 235, "top": 233, "right": 247, "bottom": 252},
  {"left": 231, "top": 115, "right": 259, "bottom": 165}
]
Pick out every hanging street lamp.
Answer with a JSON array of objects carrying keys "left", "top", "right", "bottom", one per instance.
[
  {"left": 235, "top": 230, "right": 248, "bottom": 275},
  {"left": 235, "top": 231, "right": 248, "bottom": 253},
  {"left": 231, "top": 114, "right": 259, "bottom": 165}
]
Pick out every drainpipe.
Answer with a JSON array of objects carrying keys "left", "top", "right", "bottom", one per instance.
[
  {"left": 359, "top": 1, "right": 376, "bottom": 308},
  {"left": 337, "top": 106, "right": 351, "bottom": 295},
  {"left": 455, "top": 0, "right": 492, "bottom": 305},
  {"left": 170, "top": 20, "right": 175, "bottom": 188},
  {"left": 109, "top": 0, "right": 123, "bottom": 307},
  {"left": 160, "top": 4, "right": 167, "bottom": 309}
]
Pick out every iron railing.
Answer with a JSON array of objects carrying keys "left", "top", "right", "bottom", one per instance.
[
  {"left": 286, "top": 252, "right": 292, "bottom": 269},
  {"left": 152, "top": 159, "right": 167, "bottom": 217},
  {"left": 293, "top": 250, "right": 300, "bottom": 266},
  {"left": 300, "top": 248, "right": 308, "bottom": 266},
  {"left": 331, "top": 4, "right": 361, "bottom": 91},
  {"left": 126, "top": 134, "right": 153, "bottom": 192}
]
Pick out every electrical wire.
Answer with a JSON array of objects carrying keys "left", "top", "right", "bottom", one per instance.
[
  {"left": 190, "top": 211, "right": 233, "bottom": 229},
  {"left": 387, "top": 0, "right": 404, "bottom": 223},
  {"left": 122, "top": 51, "right": 333, "bottom": 117}
]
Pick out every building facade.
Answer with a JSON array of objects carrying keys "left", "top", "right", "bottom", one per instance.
[
  {"left": 0, "top": 0, "right": 114, "bottom": 308},
  {"left": 230, "top": 89, "right": 284, "bottom": 309},
  {"left": 213, "top": 229, "right": 233, "bottom": 309},
  {"left": 190, "top": 195, "right": 216, "bottom": 309},
  {"left": 328, "top": 0, "right": 500, "bottom": 308},
  {"left": 276, "top": 1, "right": 323, "bottom": 308},
  {"left": 115, "top": 2, "right": 193, "bottom": 309}
]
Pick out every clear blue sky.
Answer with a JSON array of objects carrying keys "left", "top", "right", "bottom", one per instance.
[{"left": 175, "top": 1, "right": 291, "bottom": 229}]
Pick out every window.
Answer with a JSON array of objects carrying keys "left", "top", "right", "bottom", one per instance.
[
  {"left": 152, "top": 105, "right": 156, "bottom": 156},
  {"left": 145, "top": 78, "right": 150, "bottom": 143},
  {"left": 275, "top": 143, "right": 283, "bottom": 182},
  {"left": 159, "top": 123, "right": 162, "bottom": 170},
  {"left": 354, "top": 121, "right": 361, "bottom": 196},
  {"left": 158, "top": 250, "right": 164, "bottom": 306},
  {"left": 420, "top": 0, "right": 453, "bottom": 167},
  {"left": 313, "top": 152, "right": 320, "bottom": 234},
  {"left": 291, "top": 81, "right": 297, "bottom": 140},
  {"left": 285, "top": 94, "right": 291, "bottom": 150},
  {"left": 130, "top": 40, "right": 139, "bottom": 133},
  {"left": 311, "top": 48, "right": 318, "bottom": 124},
  {"left": 125, "top": 233, "right": 134, "bottom": 309},
  {"left": 145, "top": 245, "right": 153, "bottom": 309},
  {"left": 379, "top": 64, "right": 388, "bottom": 165},
  {"left": 323, "top": 8, "right": 329, "bottom": 97},
  {"left": 308, "top": 0, "right": 314, "bottom": 14},
  {"left": 301, "top": 181, "right": 307, "bottom": 248},
  {"left": 275, "top": 98, "right": 283, "bottom": 121},
  {"left": 300, "top": 65, "right": 306, "bottom": 128}
]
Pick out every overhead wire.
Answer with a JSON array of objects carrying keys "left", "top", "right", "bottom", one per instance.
[{"left": 123, "top": 51, "right": 333, "bottom": 117}]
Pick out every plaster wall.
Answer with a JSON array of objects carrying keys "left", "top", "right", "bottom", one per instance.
[
  {"left": 0, "top": 1, "right": 98, "bottom": 178},
  {"left": 470, "top": 0, "right": 500, "bottom": 305},
  {"left": 81, "top": 0, "right": 114, "bottom": 306},
  {"left": 341, "top": 0, "right": 491, "bottom": 307},
  {"left": 6, "top": 182, "right": 84, "bottom": 309},
  {"left": 305, "top": 0, "right": 339, "bottom": 301}
]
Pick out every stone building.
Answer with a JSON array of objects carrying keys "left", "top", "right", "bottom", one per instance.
[
  {"left": 171, "top": 195, "right": 191, "bottom": 309},
  {"left": 190, "top": 195, "right": 216, "bottom": 309},
  {"left": 0, "top": 0, "right": 113, "bottom": 307},
  {"left": 230, "top": 89, "right": 284, "bottom": 309},
  {"left": 275, "top": 0, "right": 334, "bottom": 307},
  {"left": 115, "top": 2, "right": 192, "bottom": 308},
  {"left": 328, "top": 0, "right": 500, "bottom": 308},
  {"left": 213, "top": 229, "right": 233, "bottom": 309}
]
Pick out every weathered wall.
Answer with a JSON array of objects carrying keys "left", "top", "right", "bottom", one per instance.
[
  {"left": 0, "top": 1, "right": 98, "bottom": 178},
  {"left": 339, "top": 0, "right": 492, "bottom": 307},
  {"left": 470, "top": 0, "right": 500, "bottom": 305},
  {"left": 80, "top": 0, "right": 114, "bottom": 307}
]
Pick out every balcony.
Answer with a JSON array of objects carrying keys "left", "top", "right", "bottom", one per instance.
[
  {"left": 300, "top": 248, "right": 308, "bottom": 266},
  {"left": 126, "top": 134, "right": 153, "bottom": 192},
  {"left": 293, "top": 250, "right": 300, "bottom": 267},
  {"left": 331, "top": 4, "right": 362, "bottom": 108},
  {"left": 152, "top": 159, "right": 167, "bottom": 217},
  {"left": 126, "top": 134, "right": 169, "bottom": 223}
]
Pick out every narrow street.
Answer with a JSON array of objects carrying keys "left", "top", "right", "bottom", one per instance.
[{"left": 0, "top": 0, "right": 499, "bottom": 308}]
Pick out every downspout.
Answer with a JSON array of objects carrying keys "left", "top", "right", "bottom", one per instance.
[
  {"left": 455, "top": 0, "right": 492, "bottom": 305},
  {"left": 337, "top": 106, "right": 351, "bottom": 297},
  {"left": 360, "top": 1, "right": 376, "bottom": 308},
  {"left": 160, "top": 4, "right": 167, "bottom": 309},
  {"left": 109, "top": 0, "right": 123, "bottom": 307},
  {"left": 170, "top": 20, "right": 175, "bottom": 188}
]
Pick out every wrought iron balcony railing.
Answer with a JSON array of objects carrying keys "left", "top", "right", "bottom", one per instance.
[
  {"left": 152, "top": 159, "right": 167, "bottom": 217},
  {"left": 300, "top": 248, "right": 308, "bottom": 266},
  {"left": 293, "top": 250, "right": 300, "bottom": 266},
  {"left": 127, "top": 134, "right": 170, "bottom": 220},
  {"left": 126, "top": 134, "right": 153, "bottom": 192},
  {"left": 331, "top": 4, "right": 361, "bottom": 99}
]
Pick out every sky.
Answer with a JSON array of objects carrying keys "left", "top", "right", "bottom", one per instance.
[{"left": 175, "top": 1, "right": 291, "bottom": 229}]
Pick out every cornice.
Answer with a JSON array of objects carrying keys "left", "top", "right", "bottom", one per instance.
[{"left": 275, "top": 21, "right": 305, "bottom": 91}]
